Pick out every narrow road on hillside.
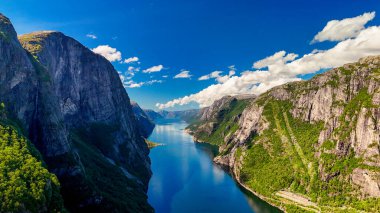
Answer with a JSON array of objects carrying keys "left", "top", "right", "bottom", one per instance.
[{"left": 282, "top": 111, "right": 315, "bottom": 187}]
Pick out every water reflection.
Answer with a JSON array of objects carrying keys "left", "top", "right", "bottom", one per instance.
[{"left": 147, "top": 121, "right": 281, "bottom": 213}]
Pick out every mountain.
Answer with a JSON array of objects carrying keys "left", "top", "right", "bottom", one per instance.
[
  {"left": 197, "top": 94, "right": 256, "bottom": 122},
  {"left": 187, "top": 94, "right": 256, "bottom": 142},
  {"left": 143, "top": 109, "right": 164, "bottom": 121},
  {"left": 0, "top": 13, "right": 152, "bottom": 212},
  {"left": 131, "top": 101, "right": 155, "bottom": 137},
  {"left": 187, "top": 56, "right": 380, "bottom": 212},
  {"left": 143, "top": 108, "right": 200, "bottom": 123},
  {"left": 158, "top": 109, "right": 200, "bottom": 123}
]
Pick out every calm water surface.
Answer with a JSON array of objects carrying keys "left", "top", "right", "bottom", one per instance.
[{"left": 147, "top": 120, "right": 281, "bottom": 213}]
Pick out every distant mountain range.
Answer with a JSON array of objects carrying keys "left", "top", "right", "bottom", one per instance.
[{"left": 143, "top": 108, "right": 201, "bottom": 123}]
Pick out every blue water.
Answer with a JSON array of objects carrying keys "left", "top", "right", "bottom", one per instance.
[{"left": 147, "top": 120, "right": 281, "bottom": 213}]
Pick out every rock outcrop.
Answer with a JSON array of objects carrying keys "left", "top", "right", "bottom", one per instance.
[{"left": 0, "top": 14, "right": 152, "bottom": 212}]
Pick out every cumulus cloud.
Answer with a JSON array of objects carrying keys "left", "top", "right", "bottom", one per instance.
[
  {"left": 156, "top": 23, "right": 380, "bottom": 109},
  {"left": 312, "top": 11, "right": 375, "bottom": 43},
  {"left": 124, "top": 57, "right": 139, "bottom": 64},
  {"left": 174, "top": 70, "right": 192, "bottom": 79},
  {"left": 253, "top": 51, "right": 298, "bottom": 69},
  {"left": 143, "top": 65, "right": 164, "bottom": 73},
  {"left": 86, "top": 34, "right": 97, "bottom": 39},
  {"left": 92, "top": 45, "right": 122, "bottom": 62}
]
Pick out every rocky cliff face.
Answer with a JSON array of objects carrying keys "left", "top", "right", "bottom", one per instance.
[
  {"left": 188, "top": 56, "right": 380, "bottom": 212},
  {"left": 131, "top": 101, "right": 155, "bottom": 137},
  {"left": 188, "top": 95, "right": 256, "bottom": 143},
  {"left": 0, "top": 16, "right": 70, "bottom": 158},
  {"left": 0, "top": 14, "right": 152, "bottom": 212},
  {"left": 19, "top": 31, "right": 150, "bottom": 180},
  {"left": 198, "top": 94, "right": 257, "bottom": 121}
]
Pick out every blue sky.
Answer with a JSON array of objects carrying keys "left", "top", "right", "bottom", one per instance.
[{"left": 2, "top": 0, "right": 380, "bottom": 110}]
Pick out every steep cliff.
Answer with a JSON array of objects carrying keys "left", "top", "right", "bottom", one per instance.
[
  {"left": 188, "top": 56, "right": 380, "bottom": 212},
  {"left": 131, "top": 101, "right": 155, "bottom": 137},
  {"left": 0, "top": 13, "right": 152, "bottom": 212}
]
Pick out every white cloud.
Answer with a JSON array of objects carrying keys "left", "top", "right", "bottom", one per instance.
[
  {"left": 253, "top": 51, "right": 298, "bottom": 69},
  {"left": 156, "top": 24, "right": 380, "bottom": 109},
  {"left": 86, "top": 34, "right": 97, "bottom": 39},
  {"left": 312, "top": 11, "right": 375, "bottom": 43},
  {"left": 92, "top": 45, "right": 122, "bottom": 62},
  {"left": 198, "top": 71, "right": 222, "bottom": 80},
  {"left": 118, "top": 69, "right": 135, "bottom": 82},
  {"left": 198, "top": 70, "right": 236, "bottom": 83},
  {"left": 229, "top": 65, "right": 236, "bottom": 71},
  {"left": 174, "top": 70, "right": 192, "bottom": 79},
  {"left": 143, "top": 65, "right": 164, "bottom": 73},
  {"left": 128, "top": 66, "right": 140, "bottom": 72},
  {"left": 162, "top": 75, "right": 168, "bottom": 78},
  {"left": 198, "top": 75, "right": 210, "bottom": 80},
  {"left": 124, "top": 79, "right": 163, "bottom": 88},
  {"left": 124, "top": 57, "right": 139, "bottom": 64},
  {"left": 118, "top": 71, "right": 125, "bottom": 82},
  {"left": 125, "top": 80, "right": 144, "bottom": 88}
]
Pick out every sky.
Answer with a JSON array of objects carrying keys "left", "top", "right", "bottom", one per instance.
[{"left": 2, "top": 0, "right": 380, "bottom": 110}]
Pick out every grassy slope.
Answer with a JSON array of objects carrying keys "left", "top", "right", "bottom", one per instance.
[{"left": 189, "top": 93, "right": 380, "bottom": 212}]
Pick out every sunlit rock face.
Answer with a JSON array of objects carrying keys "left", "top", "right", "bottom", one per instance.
[
  {"left": 190, "top": 56, "right": 380, "bottom": 201},
  {"left": 19, "top": 31, "right": 151, "bottom": 180}
]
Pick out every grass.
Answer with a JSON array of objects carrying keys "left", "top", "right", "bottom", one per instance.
[
  {"left": 18, "top": 32, "right": 52, "bottom": 55},
  {"left": 145, "top": 139, "right": 162, "bottom": 149}
]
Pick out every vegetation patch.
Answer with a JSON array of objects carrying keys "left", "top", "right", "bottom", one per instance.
[
  {"left": 190, "top": 99, "right": 250, "bottom": 146},
  {"left": 0, "top": 114, "right": 63, "bottom": 212},
  {"left": 145, "top": 139, "right": 163, "bottom": 149}
]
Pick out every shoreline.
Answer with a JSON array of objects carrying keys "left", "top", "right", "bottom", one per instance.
[
  {"left": 231, "top": 167, "right": 286, "bottom": 212},
  {"left": 183, "top": 128, "right": 285, "bottom": 212}
]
